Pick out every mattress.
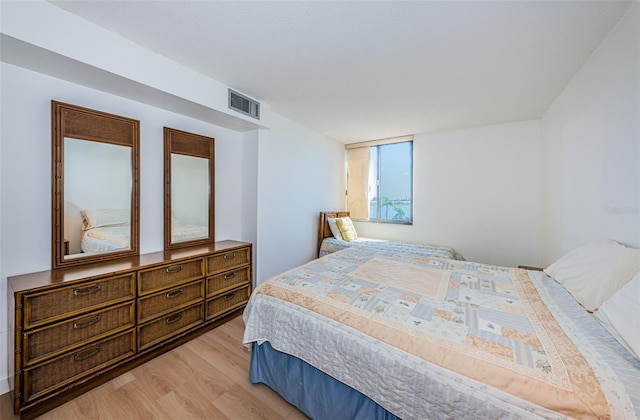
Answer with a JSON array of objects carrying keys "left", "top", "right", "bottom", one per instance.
[
  {"left": 243, "top": 247, "right": 639, "bottom": 419},
  {"left": 319, "top": 237, "right": 465, "bottom": 260}
]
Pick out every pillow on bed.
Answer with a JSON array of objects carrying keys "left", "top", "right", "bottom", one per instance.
[
  {"left": 336, "top": 217, "right": 357, "bottom": 242},
  {"left": 327, "top": 217, "right": 343, "bottom": 240},
  {"left": 544, "top": 240, "right": 640, "bottom": 311},
  {"left": 594, "top": 272, "right": 640, "bottom": 360},
  {"left": 81, "top": 208, "right": 130, "bottom": 231}
]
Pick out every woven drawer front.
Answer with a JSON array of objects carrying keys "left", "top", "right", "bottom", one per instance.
[
  {"left": 206, "top": 247, "right": 250, "bottom": 275},
  {"left": 24, "top": 301, "right": 135, "bottom": 367},
  {"left": 138, "top": 258, "right": 203, "bottom": 295},
  {"left": 24, "top": 330, "right": 135, "bottom": 402},
  {"left": 138, "top": 280, "right": 204, "bottom": 323},
  {"left": 207, "top": 267, "right": 250, "bottom": 298},
  {"left": 138, "top": 303, "right": 204, "bottom": 351},
  {"left": 24, "top": 274, "right": 135, "bottom": 329},
  {"left": 207, "top": 285, "right": 250, "bottom": 320}
]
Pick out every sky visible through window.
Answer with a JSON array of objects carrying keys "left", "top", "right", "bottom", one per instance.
[{"left": 369, "top": 141, "right": 412, "bottom": 222}]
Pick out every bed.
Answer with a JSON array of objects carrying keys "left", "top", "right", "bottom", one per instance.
[
  {"left": 81, "top": 224, "right": 130, "bottom": 252},
  {"left": 317, "top": 211, "right": 465, "bottom": 260},
  {"left": 77, "top": 209, "right": 208, "bottom": 252},
  {"left": 80, "top": 208, "right": 131, "bottom": 253},
  {"left": 170, "top": 219, "right": 209, "bottom": 243},
  {"left": 243, "top": 241, "right": 640, "bottom": 419}
]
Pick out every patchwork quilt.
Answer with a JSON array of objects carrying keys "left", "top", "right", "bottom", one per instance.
[{"left": 244, "top": 247, "right": 638, "bottom": 419}]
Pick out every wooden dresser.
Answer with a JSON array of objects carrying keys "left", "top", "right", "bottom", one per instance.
[{"left": 7, "top": 240, "right": 252, "bottom": 419}]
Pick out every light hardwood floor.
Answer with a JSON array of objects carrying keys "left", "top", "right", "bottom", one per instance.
[{"left": 1, "top": 316, "right": 308, "bottom": 419}]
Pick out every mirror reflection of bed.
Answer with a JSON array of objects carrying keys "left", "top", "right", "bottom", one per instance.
[
  {"left": 64, "top": 204, "right": 130, "bottom": 257},
  {"left": 170, "top": 153, "right": 209, "bottom": 244},
  {"left": 63, "top": 137, "right": 132, "bottom": 258},
  {"left": 171, "top": 217, "right": 208, "bottom": 244}
]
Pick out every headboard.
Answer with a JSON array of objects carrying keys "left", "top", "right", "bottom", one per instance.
[{"left": 318, "top": 211, "right": 350, "bottom": 257}]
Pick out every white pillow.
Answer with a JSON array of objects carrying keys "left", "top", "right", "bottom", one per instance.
[
  {"left": 544, "top": 240, "right": 640, "bottom": 311},
  {"left": 594, "top": 272, "right": 640, "bottom": 360},
  {"left": 81, "top": 208, "right": 130, "bottom": 231},
  {"left": 327, "top": 217, "right": 343, "bottom": 240}
]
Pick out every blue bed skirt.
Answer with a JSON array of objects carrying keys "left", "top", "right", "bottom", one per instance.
[{"left": 250, "top": 341, "right": 398, "bottom": 420}]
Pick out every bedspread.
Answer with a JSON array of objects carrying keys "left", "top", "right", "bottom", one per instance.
[
  {"left": 319, "top": 237, "right": 465, "bottom": 260},
  {"left": 171, "top": 223, "right": 208, "bottom": 243},
  {"left": 244, "top": 247, "right": 637, "bottom": 419},
  {"left": 81, "top": 225, "right": 130, "bottom": 252}
]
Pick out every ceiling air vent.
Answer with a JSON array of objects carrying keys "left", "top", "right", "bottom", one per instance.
[{"left": 228, "top": 89, "right": 260, "bottom": 120}]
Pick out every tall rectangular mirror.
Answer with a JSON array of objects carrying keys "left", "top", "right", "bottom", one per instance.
[
  {"left": 164, "top": 127, "right": 215, "bottom": 250},
  {"left": 52, "top": 101, "right": 140, "bottom": 268}
]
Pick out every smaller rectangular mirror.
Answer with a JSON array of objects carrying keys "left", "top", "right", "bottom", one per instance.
[{"left": 164, "top": 127, "right": 215, "bottom": 250}]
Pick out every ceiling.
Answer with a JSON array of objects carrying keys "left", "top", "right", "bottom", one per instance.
[{"left": 49, "top": 1, "right": 632, "bottom": 143}]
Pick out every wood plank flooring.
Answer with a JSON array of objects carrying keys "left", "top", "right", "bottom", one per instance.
[{"left": 1, "top": 316, "right": 308, "bottom": 419}]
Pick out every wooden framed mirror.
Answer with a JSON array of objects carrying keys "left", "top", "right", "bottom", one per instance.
[
  {"left": 164, "top": 127, "right": 215, "bottom": 250},
  {"left": 52, "top": 101, "right": 140, "bottom": 268}
]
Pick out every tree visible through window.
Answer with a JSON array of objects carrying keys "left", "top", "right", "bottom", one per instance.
[
  {"left": 369, "top": 141, "right": 412, "bottom": 222},
  {"left": 346, "top": 137, "right": 413, "bottom": 224}
]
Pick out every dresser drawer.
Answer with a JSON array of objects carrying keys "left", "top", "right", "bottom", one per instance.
[
  {"left": 138, "top": 303, "right": 204, "bottom": 351},
  {"left": 138, "top": 258, "right": 204, "bottom": 295},
  {"left": 23, "top": 330, "right": 135, "bottom": 403},
  {"left": 23, "top": 302, "right": 135, "bottom": 367},
  {"left": 206, "top": 285, "right": 250, "bottom": 321},
  {"left": 206, "top": 247, "right": 250, "bottom": 276},
  {"left": 138, "top": 280, "right": 204, "bottom": 323},
  {"left": 207, "top": 267, "right": 250, "bottom": 298},
  {"left": 23, "top": 274, "right": 135, "bottom": 329}
]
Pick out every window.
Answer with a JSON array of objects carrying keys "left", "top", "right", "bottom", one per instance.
[{"left": 346, "top": 136, "right": 413, "bottom": 224}]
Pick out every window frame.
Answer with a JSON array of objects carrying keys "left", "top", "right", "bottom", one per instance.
[
  {"left": 368, "top": 141, "right": 413, "bottom": 225},
  {"left": 346, "top": 135, "right": 414, "bottom": 225}
]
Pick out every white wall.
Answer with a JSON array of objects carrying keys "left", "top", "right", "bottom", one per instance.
[
  {"left": 540, "top": 4, "right": 640, "bottom": 266},
  {"left": 241, "top": 130, "right": 259, "bottom": 276},
  {"left": 256, "top": 113, "right": 345, "bottom": 283},
  {"left": 0, "top": 63, "right": 248, "bottom": 393},
  {"left": 355, "top": 120, "right": 541, "bottom": 267}
]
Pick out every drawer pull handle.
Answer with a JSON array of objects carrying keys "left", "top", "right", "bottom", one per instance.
[
  {"left": 74, "top": 345, "right": 101, "bottom": 362},
  {"left": 224, "top": 292, "right": 236, "bottom": 301},
  {"left": 223, "top": 253, "right": 236, "bottom": 260},
  {"left": 73, "top": 315, "right": 102, "bottom": 329},
  {"left": 165, "top": 288, "right": 184, "bottom": 299},
  {"left": 73, "top": 284, "right": 101, "bottom": 296},
  {"left": 224, "top": 272, "right": 236, "bottom": 280},
  {"left": 165, "top": 264, "right": 183, "bottom": 274},
  {"left": 166, "top": 313, "right": 183, "bottom": 324}
]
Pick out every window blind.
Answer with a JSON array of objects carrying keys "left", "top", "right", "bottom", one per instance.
[{"left": 346, "top": 146, "right": 371, "bottom": 220}]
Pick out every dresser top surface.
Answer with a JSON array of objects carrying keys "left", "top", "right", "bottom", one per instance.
[{"left": 9, "top": 240, "right": 251, "bottom": 292}]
